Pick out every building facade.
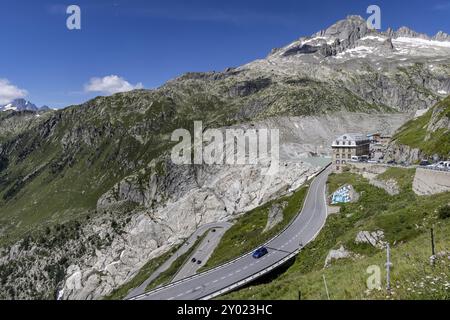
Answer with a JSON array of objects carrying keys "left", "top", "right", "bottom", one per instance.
[{"left": 332, "top": 133, "right": 371, "bottom": 172}]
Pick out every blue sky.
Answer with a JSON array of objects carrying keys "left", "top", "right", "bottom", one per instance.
[{"left": 1, "top": 0, "right": 449, "bottom": 108}]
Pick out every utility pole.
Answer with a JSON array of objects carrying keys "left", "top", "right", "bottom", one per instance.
[
  {"left": 430, "top": 228, "right": 436, "bottom": 267},
  {"left": 322, "top": 275, "right": 330, "bottom": 300},
  {"left": 431, "top": 228, "right": 436, "bottom": 256},
  {"left": 385, "top": 244, "right": 393, "bottom": 294}
]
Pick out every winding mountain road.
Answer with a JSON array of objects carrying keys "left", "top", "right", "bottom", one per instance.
[{"left": 129, "top": 165, "right": 331, "bottom": 300}]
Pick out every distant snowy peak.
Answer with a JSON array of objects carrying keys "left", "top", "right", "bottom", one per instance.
[
  {"left": 271, "top": 15, "right": 450, "bottom": 60},
  {"left": 432, "top": 31, "right": 450, "bottom": 42},
  {"left": 0, "top": 99, "right": 52, "bottom": 113},
  {"left": 389, "top": 27, "right": 450, "bottom": 42}
]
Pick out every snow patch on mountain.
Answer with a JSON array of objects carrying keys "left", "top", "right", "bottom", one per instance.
[
  {"left": 393, "top": 37, "right": 450, "bottom": 48},
  {"left": 0, "top": 99, "right": 52, "bottom": 113}
]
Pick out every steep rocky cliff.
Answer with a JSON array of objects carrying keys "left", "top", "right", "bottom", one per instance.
[
  {"left": 386, "top": 95, "right": 450, "bottom": 162},
  {"left": 1, "top": 15, "right": 449, "bottom": 300}
]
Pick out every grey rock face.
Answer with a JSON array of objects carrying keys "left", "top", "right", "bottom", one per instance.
[
  {"left": 315, "top": 15, "right": 368, "bottom": 42},
  {"left": 1, "top": 14, "right": 449, "bottom": 301},
  {"left": 355, "top": 231, "right": 386, "bottom": 249},
  {"left": 254, "top": 16, "right": 450, "bottom": 113},
  {"left": 263, "top": 202, "right": 287, "bottom": 233},
  {"left": 394, "top": 27, "right": 429, "bottom": 40},
  {"left": 229, "top": 78, "right": 272, "bottom": 97},
  {"left": 433, "top": 31, "right": 450, "bottom": 42},
  {"left": 324, "top": 246, "right": 354, "bottom": 267},
  {"left": 370, "top": 178, "right": 400, "bottom": 196},
  {"left": 1, "top": 99, "right": 38, "bottom": 112},
  {"left": 384, "top": 143, "right": 423, "bottom": 163}
]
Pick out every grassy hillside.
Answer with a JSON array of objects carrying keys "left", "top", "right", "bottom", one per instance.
[
  {"left": 201, "top": 186, "right": 309, "bottom": 271},
  {"left": 105, "top": 185, "right": 309, "bottom": 299},
  {"left": 0, "top": 72, "right": 390, "bottom": 246},
  {"left": 221, "top": 168, "right": 450, "bottom": 300},
  {"left": 393, "top": 96, "right": 450, "bottom": 158}
]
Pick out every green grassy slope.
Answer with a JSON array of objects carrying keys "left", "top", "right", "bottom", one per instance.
[
  {"left": 0, "top": 72, "right": 388, "bottom": 245},
  {"left": 221, "top": 168, "right": 450, "bottom": 300},
  {"left": 201, "top": 186, "right": 308, "bottom": 271},
  {"left": 393, "top": 96, "right": 450, "bottom": 158},
  {"left": 105, "top": 243, "right": 183, "bottom": 300}
]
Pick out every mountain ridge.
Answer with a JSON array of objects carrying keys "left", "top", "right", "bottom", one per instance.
[
  {"left": 0, "top": 15, "right": 449, "bottom": 300},
  {"left": 0, "top": 99, "right": 52, "bottom": 113}
]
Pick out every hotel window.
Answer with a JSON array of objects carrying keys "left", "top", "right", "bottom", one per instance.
[{"left": 336, "top": 160, "right": 340, "bottom": 165}]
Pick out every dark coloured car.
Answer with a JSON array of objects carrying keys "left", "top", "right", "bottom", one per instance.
[
  {"left": 252, "top": 247, "right": 269, "bottom": 259},
  {"left": 197, "top": 260, "right": 202, "bottom": 265},
  {"left": 420, "top": 160, "right": 431, "bottom": 166},
  {"left": 191, "top": 258, "right": 197, "bottom": 263}
]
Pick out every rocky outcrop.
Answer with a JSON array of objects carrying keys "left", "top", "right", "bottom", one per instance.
[
  {"left": 433, "top": 31, "right": 450, "bottom": 42},
  {"left": 370, "top": 178, "right": 400, "bottom": 196},
  {"left": 263, "top": 202, "right": 287, "bottom": 233},
  {"left": 324, "top": 246, "right": 355, "bottom": 267},
  {"left": 229, "top": 78, "right": 272, "bottom": 97},
  {"left": 1, "top": 15, "right": 449, "bottom": 301},
  {"left": 384, "top": 143, "right": 423, "bottom": 164},
  {"left": 355, "top": 231, "right": 386, "bottom": 249},
  {"left": 386, "top": 96, "right": 450, "bottom": 162}
]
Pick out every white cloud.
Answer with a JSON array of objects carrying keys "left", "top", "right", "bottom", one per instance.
[
  {"left": 0, "top": 79, "right": 28, "bottom": 105},
  {"left": 84, "top": 75, "right": 144, "bottom": 95}
]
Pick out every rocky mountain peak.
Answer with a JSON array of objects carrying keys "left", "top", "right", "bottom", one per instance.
[
  {"left": 433, "top": 31, "right": 450, "bottom": 41},
  {"left": 394, "top": 26, "right": 430, "bottom": 40},
  {"left": 0, "top": 99, "right": 38, "bottom": 112},
  {"left": 0, "top": 99, "right": 52, "bottom": 113},
  {"left": 315, "top": 15, "right": 368, "bottom": 40}
]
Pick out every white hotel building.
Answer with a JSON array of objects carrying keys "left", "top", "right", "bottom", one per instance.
[{"left": 332, "top": 133, "right": 371, "bottom": 172}]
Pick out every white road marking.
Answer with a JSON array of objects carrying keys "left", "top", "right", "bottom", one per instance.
[{"left": 132, "top": 167, "right": 331, "bottom": 301}]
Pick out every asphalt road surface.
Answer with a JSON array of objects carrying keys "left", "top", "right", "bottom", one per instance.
[
  {"left": 172, "top": 226, "right": 231, "bottom": 283},
  {"left": 125, "top": 222, "right": 232, "bottom": 299},
  {"left": 130, "top": 166, "right": 331, "bottom": 300}
]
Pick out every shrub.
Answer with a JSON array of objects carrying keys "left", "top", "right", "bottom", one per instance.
[{"left": 438, "top": 205, "right": 450, "bottom": 220}]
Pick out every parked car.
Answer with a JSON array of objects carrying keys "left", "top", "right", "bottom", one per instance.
[
  {"left": 191, "top": 258, "right": 197, "bottom": 263},
  {"left": 387, "top": 160, "right": 396, "bottom": 165},
  {"left": 420, "top": 160, "right": 431, "bottom": 166},
  {"left": 359, "top": 156, "right": 369, "bottom": 163},
  {"left": 436, "top": 161, "right": 450, "bottom": 170},
  {"left": 197, "top": 260, "right": 202, "bottom": 265},
  {"left": 252, "top": 247, "right": 269, "bottom": 259}
]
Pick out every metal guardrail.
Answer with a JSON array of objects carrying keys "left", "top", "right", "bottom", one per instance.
[
  {"left": 200, "top": 248, "right": 301, "bottom": 300},
  {"left": 128, "top": 163, "right": 331, "bottom": 301}
]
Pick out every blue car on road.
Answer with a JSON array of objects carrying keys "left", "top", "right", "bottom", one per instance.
[{"left": 252, "top": 247, "right": 269, "bottom": 259}]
